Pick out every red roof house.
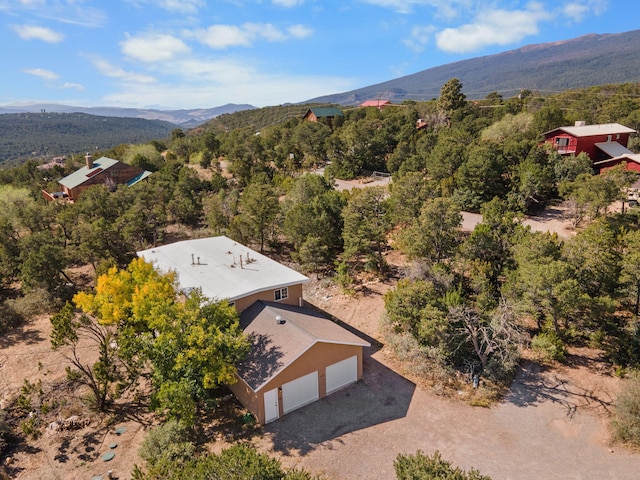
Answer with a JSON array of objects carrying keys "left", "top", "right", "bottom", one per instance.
[
  {"left": 359, "top": 99, "right": 391, "bottom": 109},
  {"left": 543, "top": 122, "right": 638, "bottom": 173},
  {"left": 543, "top": 122, "right": 636, "bottom": 159}
]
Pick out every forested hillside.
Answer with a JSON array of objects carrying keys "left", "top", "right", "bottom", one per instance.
[{"left": 0, "top": 112, "right": 176, "bottom": 165}]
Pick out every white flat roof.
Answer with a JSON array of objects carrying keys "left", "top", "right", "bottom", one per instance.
[
  {"left": 137, "top": 236, "right": 309, "bottom": 302},
  {"left": 546, "top": 123, "right": 636, "bottom": 137}
]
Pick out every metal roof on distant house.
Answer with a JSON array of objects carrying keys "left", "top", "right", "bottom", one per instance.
[
  {"left": 137, "top": 236, "right": 309, "bottom": 303},
  {"left": 360, "top": 99, "right": 391, "bottom": 108},
  {"left": 237, "top": 301, "right": 371, "bottom": 391},
  {"left": 127, "top": 170, "right": 153, "bottom": 186},
  {"left": 544, "top": 123, "right": 636, "bottom": 138},
  {"left": 305, "top": 107, "right": 344, "bottom": 118},
  {"left": 58, "top": 157, "right": 120, "bottom": 190},
  {"left": 595, "top": 141, "right": 635, "bottom": 158}
]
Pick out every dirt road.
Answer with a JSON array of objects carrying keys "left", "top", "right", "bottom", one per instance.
[{"left": 254, "top": 282, "right": 640, "bottom": 480}]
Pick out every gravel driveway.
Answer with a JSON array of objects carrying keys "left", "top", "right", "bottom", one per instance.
[{"left": 257, "top": 350, "right": 640, "bottom": 480}]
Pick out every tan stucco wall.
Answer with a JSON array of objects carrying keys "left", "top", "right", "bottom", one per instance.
[
  {"left": 229, "top": 342, "right": 364, "bottom": 424},
  {"left": 233, "top": 283, "right": 304, "bottom": 313}
]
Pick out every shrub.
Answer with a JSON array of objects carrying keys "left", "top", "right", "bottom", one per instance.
[
  {"left": 138, "top": 420, "right": 195, "bottom": 473},
  {"left": 611, "top": 370, "right": 640, "bottom": 447},
  {"left": 531, "top": 330, "right": 566, "bottom": 361},
  {"left": 394, "top": 450, "right": 492, "bottom": 479}
]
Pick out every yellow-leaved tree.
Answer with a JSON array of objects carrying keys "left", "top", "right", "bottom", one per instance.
[{"left": 54, "top": 258, "right": 249, "bottom": 423}]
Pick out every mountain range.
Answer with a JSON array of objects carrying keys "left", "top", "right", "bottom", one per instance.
[
  {"left": 307, "top": 29, "right": 640, "bottom": 105},
  {"left": 1, "top": 29, "right": 639, "bottom": 144},
  {"left": 0, "top": 103, "right": 256, "bottom": 128}
]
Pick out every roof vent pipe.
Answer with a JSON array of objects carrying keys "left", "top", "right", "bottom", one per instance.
[{"left": 276, "top": 315, "right": 285, "bottom": 325}]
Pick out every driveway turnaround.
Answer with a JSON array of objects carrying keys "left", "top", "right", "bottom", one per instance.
[{"left": 259, "top": 351, "right": 640, "bottom": 480}]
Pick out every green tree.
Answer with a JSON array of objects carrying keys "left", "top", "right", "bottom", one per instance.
[
  {"left": 611, "top": 371, "right": 640, "bottom": 447},
  {"left": 342, "top": 187, "right": 390, "bottom": 274},
  {"left": 234, "top": 182, "right": 280, "bottom": 252},
  {"left": 395, "top": 450, "right": 491, "bottom": 480},
  {"left": 397, "top": 197, "right": 462, "bottom": 263},
  {"left": 438, "top": 78, "right": 467, "bottom": 116},
  {"left": 620, "top": 229, "right": 640, "bottom": 318},
  {"left": 19, "top": 231, "right": 70, "bottom": 293},
  {"left": 50, "top": 302, "right": 120, "bottom": 410},
  {"left": 387, "top": 172, "right": 437, "bottom": 226}
]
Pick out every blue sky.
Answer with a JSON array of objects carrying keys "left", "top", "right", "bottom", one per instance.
[{"left": 0, "top": 0, "right": 637, "bottom": 109}]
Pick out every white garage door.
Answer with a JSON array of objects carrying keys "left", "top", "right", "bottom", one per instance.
[
  {"left": 281, "top": 371, "right": 319, "bottom": 414},
  {"left": 326, "top": 355, "right": 358, "bottom": 394}
]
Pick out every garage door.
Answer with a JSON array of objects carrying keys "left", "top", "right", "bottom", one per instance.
[
  {"left": 281, "top": 371, "right": 319, "bottom": 414},
  {"left": 326, "top": 355, "right": 358, "bottom": 394}
]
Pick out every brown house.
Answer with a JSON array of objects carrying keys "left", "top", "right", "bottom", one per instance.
[
  {"left": 302, "top": 107, "right": 344, "bottom": 127},
  {"left": 137, "top": 236, "right": 371, "bottom": 423},
  {"left": 229, "top": 301, "right": 370, "bottom": 424},
  {"left": 44, "top": 154, "right": 151, "bottom": 202}
]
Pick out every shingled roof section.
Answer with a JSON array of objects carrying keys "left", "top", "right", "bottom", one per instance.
[
  {"left": 58, "top": 157, "right": 120, "bottom": 190},
  {"left": 237, "top": 301, "right": 370, "bottom": 391}
]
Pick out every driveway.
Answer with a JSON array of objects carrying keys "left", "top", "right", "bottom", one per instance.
[{"left": 257, "top": 350, "right": 640, "bottom": 480}]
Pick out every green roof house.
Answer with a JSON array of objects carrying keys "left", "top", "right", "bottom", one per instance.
[{"left": 303, "top": 107, "right": 344, "bottom": 127}]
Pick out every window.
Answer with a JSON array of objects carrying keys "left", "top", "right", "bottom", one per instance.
[
  {"left": 607, "top": 135, "right": 612, "bottom": 142},
  {"left": 274, "top": 287, "right": 288, "bottom": 301},
  {"left": 555, "top": 137, "right": 569, "bottom": 147}
]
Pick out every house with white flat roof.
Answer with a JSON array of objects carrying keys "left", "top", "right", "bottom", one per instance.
[{"left": 137, "top": 236, "right": 309, "bottom": 313}]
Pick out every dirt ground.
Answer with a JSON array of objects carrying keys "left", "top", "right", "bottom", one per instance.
[{"left": 253, "top": 278, "right": 640, "bottom": 480}]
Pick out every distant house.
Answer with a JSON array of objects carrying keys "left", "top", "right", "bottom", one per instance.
[
  {"left": 137, "top": 236, "right": 371, "bottom": 424},
  {"left": 359, "top": 99, "right": 391, "bottom": 109},
  {"left": 543, "top": 122, "right": 638, "bottom": 172},
  {"left": 43, "top": 153, "right": 151, "bottom": 201},
  {"left": 303, "top": 107, "right": 344, "bottom": 127}
]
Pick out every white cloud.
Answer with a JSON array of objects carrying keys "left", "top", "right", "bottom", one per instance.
[
  {"left": 3, "top": 1, "right": 107, "bottom": 28},
  {"left": 120, "top": 33, "right": 190, "bottom": 62},
  {"left": 404, "top": 25, "right": 436, "bottom": 52},
  {"left": 360, "top": 0, "right": 465, "bottom": 17},
  {"left": 272, "top": 0, "right": 304, "bottom": 6},
  {"left": 12, "top": 24, "right": 64, "bottom": 43},
  {"left": 100, "top": 69, "right": 355, "bottom": 108},
  {"left": 563, "top": 0, "right": 608, "bottom": 22},
  {"left": 24, "top": 68, "right": 59, "bottom": 80},
  {"left": 89, "top": 56, "right": 157, "bottom": 84},
  {"left": 288, "top": 24, "right": 313, "bottom": 38},
  {"left": 61, "top": 83, "right": 85, "bottom": 91},
  {"left": 435, "top": 4, "right": 551, "bottom": 53},
  {"left": 188, "top": 23, "right": 311, "bottom": 49},
  {"left": 125, "top": 0, "right": 204, "bottom": 14}
]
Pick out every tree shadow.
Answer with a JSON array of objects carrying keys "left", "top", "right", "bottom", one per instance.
[
  {"left": 236, "top": 332, "right": 285, "bottom": 391},
  {"left": 505, "top": 360, "right": 614, "bottom": 419},
  {"left": 0, "top": 320, "right": 45, "bottom": 349},
  {"left": 3, "top": 442, "right": 41, "bottom": 478},
  {"left": 75, "top": 427, "right": 110, "bottom": 462},
  {"left": 264, "top": 350, "right": 415, "bottom": 456}
]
